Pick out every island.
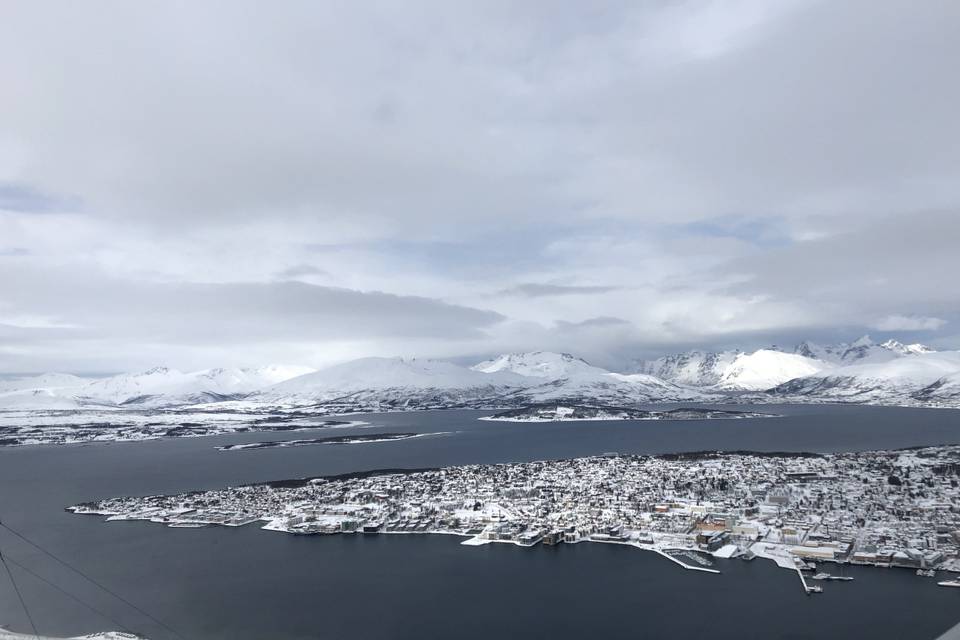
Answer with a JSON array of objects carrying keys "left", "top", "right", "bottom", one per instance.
[
  {"left": 217, "top": 432, "right": 425, "bottom": 451},
  {"left": 70, "top": 445, "right": 960, "bottom": 594},
  {"left": 0, "top": 628, "right": 145, "bottom": 640},
  {"left": 480, "top": 404, "right": 775, "bottom": 422},
  {"left": 0, "top": 410, "right": 366, "bottom": 447}
]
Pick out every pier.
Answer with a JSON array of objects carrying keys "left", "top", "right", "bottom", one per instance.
[
  {"left": 797, "top": 567, "right": 822, "bottom": 594},
  {"left": 655, "top": 548, "right": 721, "bottom": 574}
]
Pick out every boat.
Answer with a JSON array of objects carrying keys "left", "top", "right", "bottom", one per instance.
[
  {"left": 812, "top": 572, "right": 831, "bottom": 580},
  {"left": 826, "top": 575, "right": 854, "bottom": 581},
  {"left": 917, "top": 568, "right": 936, "bottom": 577},
  {"left": 938, "top": 580, "right": 960, "bottom": 588}
]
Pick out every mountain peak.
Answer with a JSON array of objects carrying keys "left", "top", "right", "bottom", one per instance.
[
  {"left": 850, "top": 335, "right": 874, "bottom": 348},
  {"left": 140, "top": 366, "right": 175, "bottom": 376},
  {"left": 880, "top": 339, "right": 934, "bottom": 356}
]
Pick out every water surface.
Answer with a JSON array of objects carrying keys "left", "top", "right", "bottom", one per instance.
[{"left": 1, "top": 405, "right": 959, "bottom": 639}]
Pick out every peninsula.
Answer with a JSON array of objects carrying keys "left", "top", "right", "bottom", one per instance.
[{"left": 71, "top": 445, "right": 960, "bottom": 592}]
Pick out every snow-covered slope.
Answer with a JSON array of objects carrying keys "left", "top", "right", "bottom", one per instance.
[
  {"left": 0, "top": 372, "right": 92, "bottom": 393},
  {"left": 78, "top": 367, "right": 196, "bottom": 405},
  {"left": 261, "top": 357, "right": 531, "bottom": 409},
  {"left": 773, "top": 351, "right": 960, "bottom": 404},
  {"left": 634, "top": 336, "right": 938, "bottom": 394},
  {"left": 0, "top": 388, "right": 84, "bottom": 410},
  {"left": 629, "top": 350, "right": 741, "bottom": 386},
  {"left": 793, "top": 336, "right": 934, "bottom": 365},
  {"left": 472, "top": 351, "right": 602, "bottom": 379},
  {"left": 275, "top": 357, "right": 526, "bottom": 393},
  {"left": 912, "top": 372, "right": 960, "bottom": 404},
  {"left": 631, "top": 346, "right": 830, "bottom": 390},
  {"left": 717, "top": 350, "right": 831, "bottom": 391},
  {"left": 487, "top": 352, "right": 711, "bottom": 405},
  {"left": 192, "top": 365, "right": 315, "bottom": 394},
  {"left": 261, "top": 353, "right": 711, "bottom": 409},
  {"left": 0, "top": 365, "right": 316, "bottom": 409},
  {"left": 0, "top": 337, "right": 954, "bottom": 412}
]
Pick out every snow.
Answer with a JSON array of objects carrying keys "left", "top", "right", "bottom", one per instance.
[
  {"left": 0, "top": 372, "right": 91, "bottom": 393},
  {"left": 471, "top": 351, "right": 603, "bottom": 379},
  {"left": 0, "top": 629, "right": 144, "bottom": 640},
  {"left": 774, "top": 351, "right": 960, "bottom": 404},
  {"left": 0, "top": 388, "right": 83, "bottom": 410},
  {"left": 716, "top": 350, "right": 830, "bottom": 391},
  {"left": 0, "top": 337, "right": 954, "bottom": 414},
  {"left": 629, "top": 350, "right": 741, "bottom": 386},
  {"left": 807, "top": 350, "right": 960, "bottom": 384},
  {"left": 0, "top": 364, "right": 315, "bottom": 409},
  {"left": 81, "top": 364, "right": 314, "bottom": 404},
  {"left": 271, "top": 357, "right": 528, "bottom": 395},
  {"left": 914, "top": 371, "right": 960, "bottom": 403}
]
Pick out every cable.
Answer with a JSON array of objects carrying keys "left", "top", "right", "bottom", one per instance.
[
  {"left": 0, "top": 544, "right": 39, "bottom": 640},
  {"left": 0, "top": 521, "right": 186, "bottom": 640},
  {"left": 5, "top": 554, "right": 133, "bottom": 636}
]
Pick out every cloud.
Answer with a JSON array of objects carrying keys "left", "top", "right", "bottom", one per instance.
[
  {"left": 0, "top": 1, "right": 957, "bottom": 371},
  {"left": 0, "top": 182, "right": 76, "bottom": 213},
  {"left": 871, "top": 315, "right": 947, "bottom": 332},
  {"left": 555, "top": 316, "right": 632, "bottom": 330},
  {"left": 499, "top": 283, "right": 621, "bottom": 297},
  {"left": 274, "top": 264, "right": 328, "bottom": 280}
]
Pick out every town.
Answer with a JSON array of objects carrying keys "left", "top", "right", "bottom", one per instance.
[{"left": 71, "top": 445, "right": 960, "bottom": 593}]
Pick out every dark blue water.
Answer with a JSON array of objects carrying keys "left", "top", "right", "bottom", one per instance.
[{"left": 1, "top": 405, "right": 959, "bottom": 639}]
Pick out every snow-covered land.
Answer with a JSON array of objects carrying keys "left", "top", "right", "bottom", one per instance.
[
  {"left": 772, "top": 350, "right": 960, "bottom": 405},
  {"left": 716, "top": 350, "right": 830, "bottom": 391},
  {"left": 0, "top": 629, "right": 145, "bottom": 640},
  {"left": 0, "top": 365, "right": 313, "bottom": 410},
  {"left": 70, "top": 445, "right": 960, "bottom": 588},
  {"left": 472, "top": 351, "right": 601, "bottom": 379},
  {"left": 3, "top": 338, "right": 960, "bottom": 446},
  {"left": 628, "top": 350, "right": 741, "bottom": 386},
  {"left": 481, "top": 404, "right": 773, "bottom": 422}
]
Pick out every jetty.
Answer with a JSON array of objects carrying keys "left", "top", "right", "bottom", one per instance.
[{"left": 655, "top": 548, "right": 721, "bottom": 574}]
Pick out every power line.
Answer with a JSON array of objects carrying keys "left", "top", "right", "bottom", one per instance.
[
  {"left": 5, "top": 553, "right": 133, "bottom": 637},
  {"left": 0, "top": 521, "right": 186, "bottom": 640},
  {"left": 0, "top": 543, "right": 39, "bottom": 640}
]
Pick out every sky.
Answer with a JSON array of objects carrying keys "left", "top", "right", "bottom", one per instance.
[{"left": 1, "top": 0, "right": 959, "bottom": 374}]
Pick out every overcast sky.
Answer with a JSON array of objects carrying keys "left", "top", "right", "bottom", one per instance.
[{"left": 1, "top": 0, "right": 959, "bottom": 374}]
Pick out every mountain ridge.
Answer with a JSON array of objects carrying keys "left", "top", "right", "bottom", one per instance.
[{"left": 1, "top": 339, "right": 956, "bottom": 411}]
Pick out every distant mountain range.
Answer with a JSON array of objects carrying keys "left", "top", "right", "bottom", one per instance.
[{"left": 2, "top": 336, "right": 958, "bottom": 411}]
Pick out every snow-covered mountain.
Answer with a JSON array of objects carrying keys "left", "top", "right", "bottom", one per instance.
[
  {"left": 792, "top": 336, "right": 934, "bottom": 365},
  {"left": 472, "top": 351, "right": 601, "bottom": 379},
  {"left": 0, "top": 338, "right": 955, "bottom": 412},
  {"left": 272, "top": 357, "right": 525, "bottom": 394},
  {"left": 630, "top": 346, "right": 829, "bottom": 391},
  {"left": 772, "top": 351, "right": 960, "bottom": 404},
  {"left": 0, "top": 388, "right": 86, "bottom": 410},
  {"left": 717, "top": 350, "right": 830, "bottom": 391},
  {"left": 260, "top": 357, "right": 531, "bottom": 409},
  {"left": 0, "top": 372, "right": 92, "bottom": 394},
  {"left": 912, "top": 372, "right": 960, "bottom": 405},
  {"left": 629, "top": 350, "right": 741, "bottom": 386},
  {"left": 0, "top": 365, "right": 314, "bottom": 409},
  {"left": 260, "top": 352, "right": 711, "bottom": 410},
  {"left": 77, "top": 365, "right": 316, "bottom": 406},
  {"left": 499, "top": 369, "right": 708, "bottom": 406},
  {"left": 631, "top": 336, "right": 939, "bottom": 394}
]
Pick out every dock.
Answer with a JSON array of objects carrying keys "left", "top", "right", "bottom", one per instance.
[
  {"left": 655, "top": 548, "right": 721, "bottom": 574},
  {"left": 797, "top": 567, "right": 822, "bottom": 594}
]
